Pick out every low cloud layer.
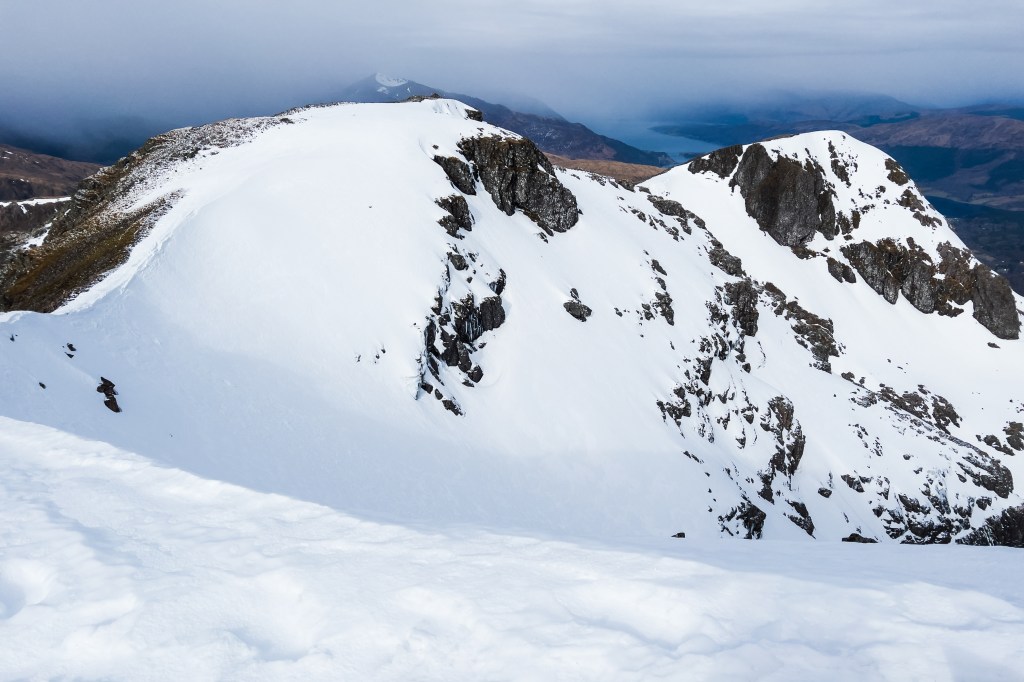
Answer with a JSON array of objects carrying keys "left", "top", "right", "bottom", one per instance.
[{"left": 3, "top": 0, "right": 1021, "bottom": 144}]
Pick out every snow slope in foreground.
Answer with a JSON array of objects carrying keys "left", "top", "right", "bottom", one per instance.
[{"left": 2, "top": 416, "right": 1023, "bottom": 681}]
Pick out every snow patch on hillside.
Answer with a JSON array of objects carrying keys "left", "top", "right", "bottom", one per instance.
[{"left": 376, "top": 73, "right": 410, "bottom": 87}]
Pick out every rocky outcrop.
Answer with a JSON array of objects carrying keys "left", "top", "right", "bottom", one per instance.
[
  {"left": 826, "top": 257, "right": 857, "bottom": 284},
  {"left": 708, "top": 239, "right": 745, "bottom": 277},
  {"left": 436, "top": 195, "right": 473, "bottom": 238},
  {"left": 433, "top": 155, "right": 476, "bottom": 195},
  {"left": 563, "top": 288, "right": 592, "bottom": 322},
  {"left": 457, "top": 135, "right": 579, "bottom": 235},
  {"left": 0, "top": 200, "right": 70, "bottom": 236},
  {"left": 758, "top": 396, "right": 807, "bottom": 505},
  {"left": 972, "top": 266, "right": 1021, "bottom": 340},
  {"left": 687, "top": 145, "right": 743, "bottom": 179},
  {"left": 729, "top": 143, "right": 838, "bottom": 246},
  {"left": 959, "top": 505, "right": 1024, "bottom": 547},
  {"left": 96, "top": 377, "right": 121, "bottom": 413},
  {"left": 842, "top": 238, "right": 1020, "bottom": 339},
  {"left": 704, "top": 140, "right": 1021, "bottom": 339},
  {"left": 723, "top": 280, "right": 759, "bottom": 337},
  {"left": 885, "top": 158, "right": 910, "bottom": 186},
  {"left": 424, "top": 290, "right": 505, "bottom": 395},
  {"left": 645, "top": 196, "right": 697, "bottom": 235},
  {"left": 762, "top": 283, "right": 839, "bottom": 372},
  {"left": 842, "top": 239, "right": 918, "bottom": 306},
  {"left": 719, "top": 500, "right": 767, "bottom": 539}
]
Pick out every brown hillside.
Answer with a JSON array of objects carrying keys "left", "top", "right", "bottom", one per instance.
[
  {"left": 545, "top": 154, "right": 669, "bottom": 186},
  {"left": 0, "top": 144, "right": 101, "bottom": 201}
]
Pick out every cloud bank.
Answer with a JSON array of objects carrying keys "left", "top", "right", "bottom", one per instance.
[{"left": 2, "top": 0, "right": 1021, "bottom": 149}]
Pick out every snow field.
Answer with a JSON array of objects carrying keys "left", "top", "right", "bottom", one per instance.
[{"left": 2, "top": 417, "right": 1023, "bottom": 681}]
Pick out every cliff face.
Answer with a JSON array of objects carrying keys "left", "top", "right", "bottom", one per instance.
[{"left": 688, "top": 137, "right": 1021, "bottom": 340}]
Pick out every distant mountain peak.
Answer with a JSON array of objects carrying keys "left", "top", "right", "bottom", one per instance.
[{"left": 374, "top": 73, "right": 409, "bottom": 88}]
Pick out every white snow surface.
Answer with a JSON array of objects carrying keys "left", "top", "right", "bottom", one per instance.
[
  {"left": 375, "top": 73, "right": 410, "bottom": 87},
  {"left": 2, "top": 99, "right": 1024, "bottom": 676},
  {"left": 0, "top": 196, "right": 69, "bottom": 209},
  {"left": 2, "top": 417, "right": 1023, "bottom": 681}
]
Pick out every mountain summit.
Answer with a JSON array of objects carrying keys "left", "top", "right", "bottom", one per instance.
[{"left": 0, "top": 99, "right": 1022, "bottom": 545}]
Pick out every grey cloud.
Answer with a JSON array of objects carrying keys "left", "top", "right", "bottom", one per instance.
[{"left": 1, "top": 0, "right": 1021, "bottom": 153}]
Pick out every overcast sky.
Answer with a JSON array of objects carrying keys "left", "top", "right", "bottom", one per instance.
[{"left": 2, "top": 0, "right": 1022, "bottom": 136}]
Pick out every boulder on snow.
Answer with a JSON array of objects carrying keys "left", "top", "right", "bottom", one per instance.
[{"left": 457, "top": 135, "right": 579, "bottom": 235}]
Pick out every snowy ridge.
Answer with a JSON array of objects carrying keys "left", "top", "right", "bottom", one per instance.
[{"left": 0, "top": 100, "right": 1021, "bottom": 547}]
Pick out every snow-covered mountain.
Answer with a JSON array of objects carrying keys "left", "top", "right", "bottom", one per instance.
[{"left": 0, "top": 98, "right": 1022, "bottom": 546}]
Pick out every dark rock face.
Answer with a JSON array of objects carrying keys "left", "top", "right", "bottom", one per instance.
[
  {"left": 872, "top": 384, "right": 962, "bottom": 433},
  {"left": 843, "top": 533, "right": 879, "bottom": 543},
  {"left": 842, "top": 474, "right": 866, "bottom": 493},
  {"left": 0, "top": 200, "right": 70, "bottom": 236},
  {"left": 960, "top": 451, "right": 1013, "bottom": 499},
  {"left": 787, "top": 501, "right": 815, "bottom": 537},
  {"left": 687, "top": 145, "right": 743, "bottom": 179},
  {"left": 708, "top": 239, "right": 745, "bottom": 277},
  {"left": 96, "top": 377, "right": 121, "bottom": 413},
  {"left": 447, "top": 251, "right": 468, "bottom": 271},
  {"left": 757, "top": 396, "right": 807, "bottom": 503},
  {"left": 842, "top": 238, "right": 1020, "bottom": 339},
  {"left": 885, "top": 158, "right": 910, "bottom": 186},
  {"left": 457, "top": 135, "right": 578, "bottom": 235},
  {"left": 645, "top": 196, "right": 694, "bottom": 235},
  {"left": 972, "top": 266, "right": 1021, "bottom": 340},
  {"left": 720, "top": 500, "right": 767, "bottom": 539},
  {"left": 1006, "top": 422, "right": 1024, "bottom": 452},
  {"left": 433, "top": 155, "right": 476, "bottom": 195},
  {"left": 646, "top": 194, "right": 705, "bottom": 239},
  {"left": 718, "top": 141, "right": 1020, "bottom": 339},
  {"left": 762, "top": 283, "right": 839, "bottom": 372},
  {"left": 422, "top": 287, "right": 507, "bottom": 412},
  {"left": 960, "top": 505, "right": 1024, "bottom": 547},
  {"left": 724, "top": 280, "right": 759, "bottom": 337},
  {"left": 729, "top": 143, "right": 837, "bottom": 246},
  {"left": 441, "top": 294, "right": 506, "bottom": 356},
  {"left": 826, "top": 257, "right": 857, "bottom": 284},
  {"left": 842, "top": 240, "right": 902, "bottom": 304},
  {"left": 435, "top": 195, "right": 473, "bottom": 238},
  {"left": 563, "top": 288, "right": 592, "bottom": 322}
]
